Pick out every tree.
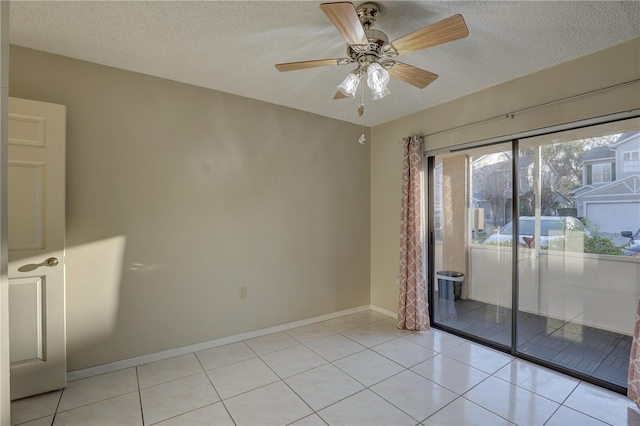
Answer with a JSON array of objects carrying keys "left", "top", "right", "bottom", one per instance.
[
  {"left": 473, "top": 157, "right": 556, "bottom": 223},
  {"left": 474, "top": 163, "right": 510, "bottom": 227},
  {"left": 516, "top": 152, "right": 558, "bottom": 216},
  {"left": 472, "top": 134, "right": 620, "bottom": 227},
  {"left": 541, "top": 135, "right": 617, "bottom": 195}
]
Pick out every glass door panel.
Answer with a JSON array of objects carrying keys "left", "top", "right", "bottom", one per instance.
[
  {"left": 516, "top": 118, "right": 640, "bottom": 389},
  {"left": 433, "top": 143, "right": 513, "bottom": 347}
]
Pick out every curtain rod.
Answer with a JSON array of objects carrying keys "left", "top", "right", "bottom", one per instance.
[{"left": 424, "top": 79, "right": 640, "bottom": 139}]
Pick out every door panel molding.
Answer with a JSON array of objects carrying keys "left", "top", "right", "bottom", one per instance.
[
  {"left": 8, "top": 276, "right": 45, "bottom": 365},
  {"left": 8, "top": 161, "right": 45, "bottom": 251},
  {"left": 8, "top": 97, "right": 66, "bottom": 400},
  {"left": 8, "top": 114, "right": 46, "bottom": 148}
]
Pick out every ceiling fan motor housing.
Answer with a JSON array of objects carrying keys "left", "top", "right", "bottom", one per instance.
[
  {"left": 356, "top": 2, "right": 381, "bottom": 29},
  {"left": 347, "top": 28, "right": 390, "bottom": 64},
  {"left": 348, "top": 3, "right": 397, "bottom": 70}
]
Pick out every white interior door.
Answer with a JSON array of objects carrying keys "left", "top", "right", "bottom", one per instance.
[{"left": 8, "top": 97, "right": 66, "bottom": 400}]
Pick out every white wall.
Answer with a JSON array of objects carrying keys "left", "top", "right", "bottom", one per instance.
[
  {"left": 9, "top": 46, "right": 371, "bottom": 371},
  {"left": 469, "top": 246, "right": 640, "bottom": 335},
  {"left": 371, "top": 38, "right": 640, "bottom": 312}
]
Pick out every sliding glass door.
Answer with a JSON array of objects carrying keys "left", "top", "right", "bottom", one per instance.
[
  {"left": 516, "top": 121, "right": 640, "bottom": 389},
  {"left": 428, "top": 117, "right": 640, "bottom": 392},
  {"left": 432, "top": 143, "right": 513, "bottom": 348}
]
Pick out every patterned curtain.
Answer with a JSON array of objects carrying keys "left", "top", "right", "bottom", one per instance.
[
  {"left": 629, "top": 296, "right": 640, "bottom": 407},
  {"left": 397, "top": 135, "right": 429, "bottom": 330}
]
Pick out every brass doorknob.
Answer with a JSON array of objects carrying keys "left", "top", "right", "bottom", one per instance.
[{"left": 45, "top": 257, "right": 59, "bottom": 267}]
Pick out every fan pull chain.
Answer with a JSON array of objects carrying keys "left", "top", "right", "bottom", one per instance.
[
  {"left": 357, "top": 79, "right": 364, "bottom": 118},
  {"left": 358, "top": 76, "right": 367, "bottom": 144}
]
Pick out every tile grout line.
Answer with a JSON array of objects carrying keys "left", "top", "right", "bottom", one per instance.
[
  {"left": 195, "top": 341, "right": 259, "bottom": 372},
  {"left": 52, "top": 388, "right": 63, "bottom": 423},
  {"left": 139, "top": 356, "right": 235, "bottom": 425},
  {"left": 265, "top": 318, "right": 421, "bottom": 423},
  {"left": 463, "top": 376, "right": 557, "bottom": 425},
  {"left": 543, "top": 405, "right": 563, "bottom": 426},
  {"left": 364, "top": 368, "right": 431, "bottom": 423},
  {"left": 194, "top": 350, "right": 239, "bottom": 426},
  {"left": 135, "top": 367, "right": 145, "bottom": 426},
  {"left": 420, "top": 396, "right": 464, "bottom": 425},
  {"left": 313, "top": 388, "right": 375, "bottom": 424},
  {"left": 368, "top": 344, "right": 496, "bottom": 424},
  {"left": 459, "top": 396, "right": 515, "bottom": 425},
  {"left": 48, "top": 391, "right": 143, "bottom": 423},
  {"left": 300, "top": 334, "right": 369, "bottom": 363},
  {"left": 40, "top": 390, "right": 63, "bottom": 426},
  {"left": 48, "top": 370, "right": 145, "bottom": 416},
  {"left": 11, "top": 390, "right": 63, "bottom": 426},
  {"left": 138, "top": 369, "right": 205, "bottom": 392},
  {"left": 487, "top": 362, "right": 589, "bottom": 408},
  {"left": 251, "top": 345, "right": 318, "bottom": 423},
  {"left": 478, "top": 373, "right": 573, "bottom": 424},
  {"left": 206, "top": 342, "right": 289, "bottom": 404}
]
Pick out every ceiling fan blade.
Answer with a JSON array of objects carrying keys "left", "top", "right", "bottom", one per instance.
[
  {"left": 388, "top": 62, "right": 439, "bottom": 89},
  {"left": 320, "top": 2, "right": 368, "bottom": 47},
  {"left": 333, "top": 91, "right": 348, "bottom": 100},
  {"left": 275, "top": 58, "right": 352, "bottom": 72},
  {"left": 388, "top": 14, "right": 469, "bottom": 56}
]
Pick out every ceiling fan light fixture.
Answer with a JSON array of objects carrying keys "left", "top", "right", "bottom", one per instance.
[
  {"left": 337, "top": 72, "right": 361, "bottom": 99},
  {"left": 371, "top": 84, "right": 390, "bottom": 101},
  {"left": 366, "top": 62, "right": 390, "bottom": 100}
]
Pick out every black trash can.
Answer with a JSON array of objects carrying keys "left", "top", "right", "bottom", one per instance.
[{"left": 436, "top": 271, "right": 464, "bottom": 300}]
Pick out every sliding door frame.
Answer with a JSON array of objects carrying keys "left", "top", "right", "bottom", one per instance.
[
  {"left": 511, "top": 139, "right": 520, "bottom": 355},
  {"left": 425, "top": 110, "right": 640, "bottom": 395},
  {"left": 426, "top": 155, "right": 435, "bottom": 326}
]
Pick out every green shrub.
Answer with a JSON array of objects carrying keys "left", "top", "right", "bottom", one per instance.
[
  {"left": 547, "top": 224, "right": 625, "bottom": 255},
  {"left": 482, "top": 240, "right": 513, "bottom": 247},
  {"left": 583, "top": 229, "right": 625, "bottom": 255}
]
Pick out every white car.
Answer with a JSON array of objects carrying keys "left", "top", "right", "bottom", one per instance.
[
  {"left": 483, "top": 216, "right": 588, "bottom": 248},
  {"left": 622, "top": 228, "right": 640, "bottom": 256}
]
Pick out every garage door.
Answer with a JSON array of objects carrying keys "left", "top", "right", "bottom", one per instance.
[{"left": 585, "top": 202, "right": 640, "bottom": 233}]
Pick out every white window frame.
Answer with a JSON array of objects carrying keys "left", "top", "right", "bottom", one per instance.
[
  {"left": 592, "top": 163, "right": 612, "bottom": 183},
  {"left": 622, "top": 150, "right": 640, "bottom": 173}
]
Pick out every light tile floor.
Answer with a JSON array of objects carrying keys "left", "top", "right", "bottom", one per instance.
[{"left": 11, "top": 310, "right": 640, "bottom": 426}]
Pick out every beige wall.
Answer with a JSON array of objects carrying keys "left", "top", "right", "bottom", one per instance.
[
  {"left": 441, "top": 155, "right": 468, "bottom": 298},
  {"left": 9, "top": 46, "right": 371, "bottom": 371},
  {"left": 371, "top": 38, "right": 640, "bottom": 312}
]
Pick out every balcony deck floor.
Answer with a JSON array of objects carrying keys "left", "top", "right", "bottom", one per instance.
[{"left": 433, "top": 297, "right": 630, "bottom": 389}]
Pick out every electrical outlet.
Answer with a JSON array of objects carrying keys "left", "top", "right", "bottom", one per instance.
[{"left": 239, "top": 287, "right": 247, "bottom": 300}]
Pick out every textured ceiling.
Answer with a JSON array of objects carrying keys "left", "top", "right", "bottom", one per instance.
[{"left": 9, "top": 1, "right": 640, "bottom": 127}]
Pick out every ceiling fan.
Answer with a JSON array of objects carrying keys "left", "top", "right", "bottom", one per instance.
[{"left": 275, "top": 2, "right": 469, "bottom": 104}]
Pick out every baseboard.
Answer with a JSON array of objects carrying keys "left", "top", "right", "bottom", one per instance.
[
  {"left": 370, "top": 305, "right": 397, "bottom": 318},
  {"left": 67, "top": 304, "right": 371, "bottom": 382}
]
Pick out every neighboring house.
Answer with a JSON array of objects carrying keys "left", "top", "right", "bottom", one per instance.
[
  {"left": 573, "top": 132, "right": 640, "bottom": 233},
  {"left": 470, "top": 153, "right": 568, "bottom": 229}
]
